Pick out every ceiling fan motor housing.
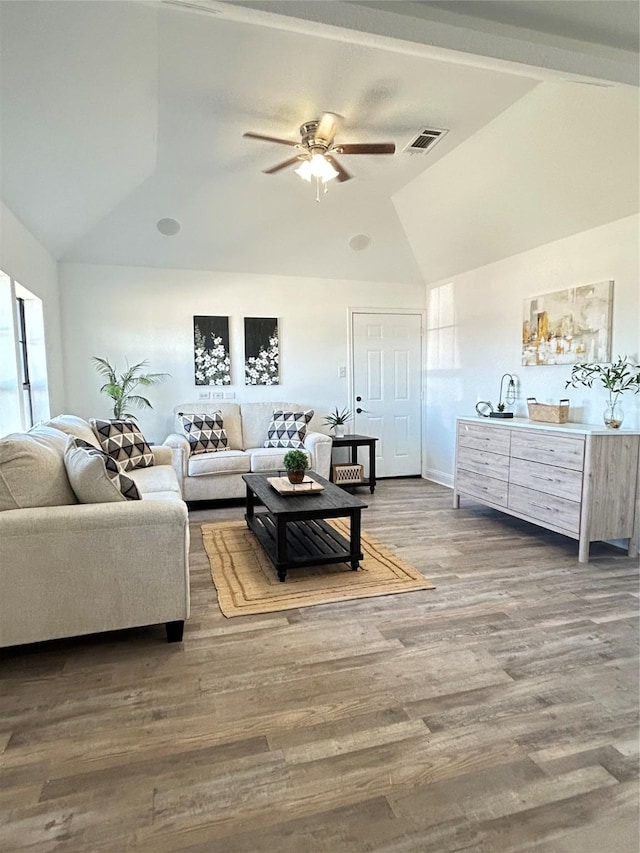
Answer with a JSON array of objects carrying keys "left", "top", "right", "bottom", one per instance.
[{"left": 299, "top": 120, "right": 332, "bottom": 152}]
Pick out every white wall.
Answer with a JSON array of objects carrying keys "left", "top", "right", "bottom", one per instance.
[
  {"left": 423, "top": 214, "right": 640, "bottom": 485},
  {"left": 0, "top": 201, "right": 65, "bottom": 417},
  {"left": 58, "top": 263, "right": 425, "bottom": 442}
]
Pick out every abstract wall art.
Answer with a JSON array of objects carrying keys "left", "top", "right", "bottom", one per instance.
[
  {"left": 244, "top": 317, "right": 279, "bottom": 385},
  {"left": 193, "top": 315, "right": 231, "bottom": 385},
  {"left": 522, "top": 281, "right": 613, "bottom": 366}
]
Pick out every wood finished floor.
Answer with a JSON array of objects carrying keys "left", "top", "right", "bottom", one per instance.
[{"left": 1, "top": 479, "right": 638, "bottom": 852}]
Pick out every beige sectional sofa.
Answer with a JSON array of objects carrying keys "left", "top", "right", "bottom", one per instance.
[
  {"left": 0, "top": 415, "right": 190, "bottom": 648},
  {"left": 163, "top": 402, "right": 333, "bottom": 501}
]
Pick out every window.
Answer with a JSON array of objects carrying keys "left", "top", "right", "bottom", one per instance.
[
  {"left": 16, "top": 296, "right": 34, "bottom": 427},
  {"left": 0, "top": 271, "right": 49, "bottom": 434}
]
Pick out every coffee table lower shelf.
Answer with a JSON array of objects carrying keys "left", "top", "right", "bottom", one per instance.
[{"left": 246, "top": 512, "right": 363, "bottom": 582}]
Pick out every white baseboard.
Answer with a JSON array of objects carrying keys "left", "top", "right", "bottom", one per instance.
[{"left": 423, "top": 468, "right": 453, "bottom": 488}]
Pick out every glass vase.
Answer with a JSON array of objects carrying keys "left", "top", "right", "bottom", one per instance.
[{"left": 604, "top": 400, "right": 624, "bottom": 429}]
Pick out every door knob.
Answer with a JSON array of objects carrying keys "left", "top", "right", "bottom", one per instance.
[{"left": 356, "top": 407, "right": 366, "bottom": 414}]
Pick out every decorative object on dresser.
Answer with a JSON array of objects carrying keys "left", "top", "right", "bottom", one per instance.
[
  {"left": 323, "top": 406, "right": 352, "bottom": 438},
  {"left": 489, "top": 373, "right": 517, "bottom": 418},
  {"left": 453, "top": 417, "right": 640, "bottom": 564},
  {"left": 522, "top": 280, "right": 613, "bottom": 366},
  {"left": 92, "top": 356, "right": 169, "bottom": 419},
  {"left": 565, "top": 354, "right": 640, "bottom": 430},
  {"left": 282, "top": 448, "right": 309, "bottom": 484},
  {"left": 526, "top": 398, "right": 570, "bottom": 424}
]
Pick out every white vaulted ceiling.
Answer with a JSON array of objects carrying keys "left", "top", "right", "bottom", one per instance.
[{"left": 0, "top": 0, "right": 638, "bottom": 284}]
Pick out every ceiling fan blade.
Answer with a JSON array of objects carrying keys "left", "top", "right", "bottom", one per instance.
[
  {"left": 316, "top": 112, "right": 340, "bottom": 142},
  {"left": 325, "top": 155, "right": 351, "bottom": 183},
  {"left": 263, "top": 156, "right": 301, "bottom": 175},
  {"left": 243, "top": 131, "right": 296, "bottom": 147},
  {"left": 338, "top": 143, "right": 396, "bottom": 155}
]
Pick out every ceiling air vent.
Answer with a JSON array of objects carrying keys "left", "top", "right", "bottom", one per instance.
[{"left": 403, "top": 128, "right": 448, "bottom": 155}]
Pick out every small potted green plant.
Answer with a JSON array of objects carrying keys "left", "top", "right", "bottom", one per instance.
[
  {"left": 282, "top": 449, "right": 309, "bottom": 484},
  {"left": 323, "top": 406, "right": 352, "bottom": 438},
  {"left": 93, "top": 357, "right": 170, "bottom": 420},
  {"left": 566, "top": 354, "right": 640, "bottom": 429}
]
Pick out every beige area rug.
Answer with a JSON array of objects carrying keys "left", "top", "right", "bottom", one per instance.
[{"left": 202, "top": 519, "right": 435, "bottom": 617}]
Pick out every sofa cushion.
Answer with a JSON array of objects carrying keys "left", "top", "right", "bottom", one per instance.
[
  {"left": 187, "top": 449, "right": 251, "bottom": 477},
  {"left": 127, "top": 465, "right": 182, "bottom": 495},
  {"left": 179, "top": 412, "right": 228, "bottom": 455},
  {"left": 0, "top": 426, "right": 78, "bottom": 511},
  {"left": 90, "top": 419, "right": 154, "bottom": 471},
  {"left": 248, "top": 447, "right": 310, "bottom": 474},
  {"left": 263, "top": 409, "right": 314, "bottom": 449},
  {"left": 174, "top": 403, "right": 243, "bottom": 450},
  {"left": 64, "top": 437, "right": 141, "bottom": 503},
  {"left": 45, "top": 415, "right": 101, "bottom": 448}
]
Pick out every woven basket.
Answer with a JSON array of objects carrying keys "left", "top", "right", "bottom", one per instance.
[
  {"left": 527, "top": 398, "right": 570, "bottom": 424},
  {"left": 332, "top": 463, "right": 364, "bottom": 485}
]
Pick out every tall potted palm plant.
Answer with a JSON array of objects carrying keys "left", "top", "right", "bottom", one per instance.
[{"left": 93, "top": 357, "right": 170, "bottom": 420}]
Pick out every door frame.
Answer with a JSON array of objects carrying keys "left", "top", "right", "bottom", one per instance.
[{"left": 348, "top": 307, "right": 426, "bottom": 478}]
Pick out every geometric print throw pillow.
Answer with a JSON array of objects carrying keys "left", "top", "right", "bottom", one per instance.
[
  {"left": 263, "top": 409, "right": 314, "bottom": 449},
  {"left": 64, "top": 437, "right": 141, "bottom": 503},
  {"left": 90, "top": 418, "right": 154, "bottom": 471},
  {"left": 179, "top": 412, "right": 229, "bottom": 455}
]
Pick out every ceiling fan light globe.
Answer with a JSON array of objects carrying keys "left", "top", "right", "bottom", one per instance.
[
  {"left": 295, "top": 160, "right": 313, "bottom": 182},
  {"left": 310, "top": 153, "right": 338, "bottom": 183}
]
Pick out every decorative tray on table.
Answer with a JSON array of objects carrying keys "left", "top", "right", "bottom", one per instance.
[{"left": 267, "top": 476, "right": 325, "bottom": 496}]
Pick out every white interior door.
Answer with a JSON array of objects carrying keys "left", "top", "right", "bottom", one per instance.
[{"left": 351, "top": 312, "right": 422, "bottom": 478}]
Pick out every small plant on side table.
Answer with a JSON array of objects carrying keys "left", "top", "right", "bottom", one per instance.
[
  {"left": 282, "top": 449, "right": 309, "bottom": 484},
  {"left": 565, "top": 355, "right": 640, "bottom": 429},
  {"left": 323, "top": 406, "right": 352, "bottom": 437}
]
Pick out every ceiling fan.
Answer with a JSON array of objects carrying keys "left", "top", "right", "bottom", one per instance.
[{"left": 243, "top": 112, "right": 395, "bottom": 190}]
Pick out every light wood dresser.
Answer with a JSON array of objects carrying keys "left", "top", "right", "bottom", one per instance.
[{"left": 453, "top": 417, "right": 640, "bottom": 563}]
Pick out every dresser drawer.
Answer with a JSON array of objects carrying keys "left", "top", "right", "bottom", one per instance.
[
  {"left": 509, "top": 457, "right": 583, "bottom": 501},
  {"left": 510, "top": 431, "right": 585, "bottom": 471},
  {"left": 457, "top": 445, "right": 510, "bottom": 481},
  {"left": 457, "top": 422, "right": 511, "bottom": 456},
  {"left": 456, "top": 469, "right": 508, "bottom": 507},
  {"left": 508, "top": 484, "right": 580, "bottom": 534}
]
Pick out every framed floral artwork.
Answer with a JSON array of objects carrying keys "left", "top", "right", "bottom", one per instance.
[
  {"left": 244, "top": 317, "right": 279, "bottom": 385},
  {"left": 193, "top": 316, "right": 231, "bottom": 385}
]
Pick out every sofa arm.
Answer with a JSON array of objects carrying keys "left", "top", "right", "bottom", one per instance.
[
  {"left": 163, "top": 432, "right": 190, "bottom": 482},
  {"left": 151, "top": 445, "right": 173, "bottom": 466},
  {"left": 0, "top": 501, "right": 190, "bottom": 648},
  {"left": 304, "top": 430, "right": 333, "bottom": 480}
]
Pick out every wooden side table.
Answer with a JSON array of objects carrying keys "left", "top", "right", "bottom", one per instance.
[{"left": 330, "top": 434, "right": 377, "bottom": 493}]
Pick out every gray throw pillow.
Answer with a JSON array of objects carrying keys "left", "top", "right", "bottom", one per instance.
[{"left": 64, "top": 437, "right": 141, "bottom": 503}]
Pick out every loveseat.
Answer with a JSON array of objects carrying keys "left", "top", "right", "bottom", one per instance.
[
  {"left": 0, "top": 415, "right": 190, "bottom": 648},
  {"left": 163, "top": 402, "right": 333, "bottom": 501}
]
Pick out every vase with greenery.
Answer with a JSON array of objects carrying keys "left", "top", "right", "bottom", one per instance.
[
  {"left": 565, "top": 355, "right": 640, "bottom": 429},
  {"left": 282, "top": 449, "right": 309, "bottom": 484},
  {"left": 323, "top": 406, "right": 352, "bottom": 438},
  {"left": 93, "top": 357, "right": 170, "bottom": 420}
]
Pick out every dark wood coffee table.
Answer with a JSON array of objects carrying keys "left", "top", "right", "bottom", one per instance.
[{"left": 242, "top": 471, "right": 368, "bottom": 582}]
